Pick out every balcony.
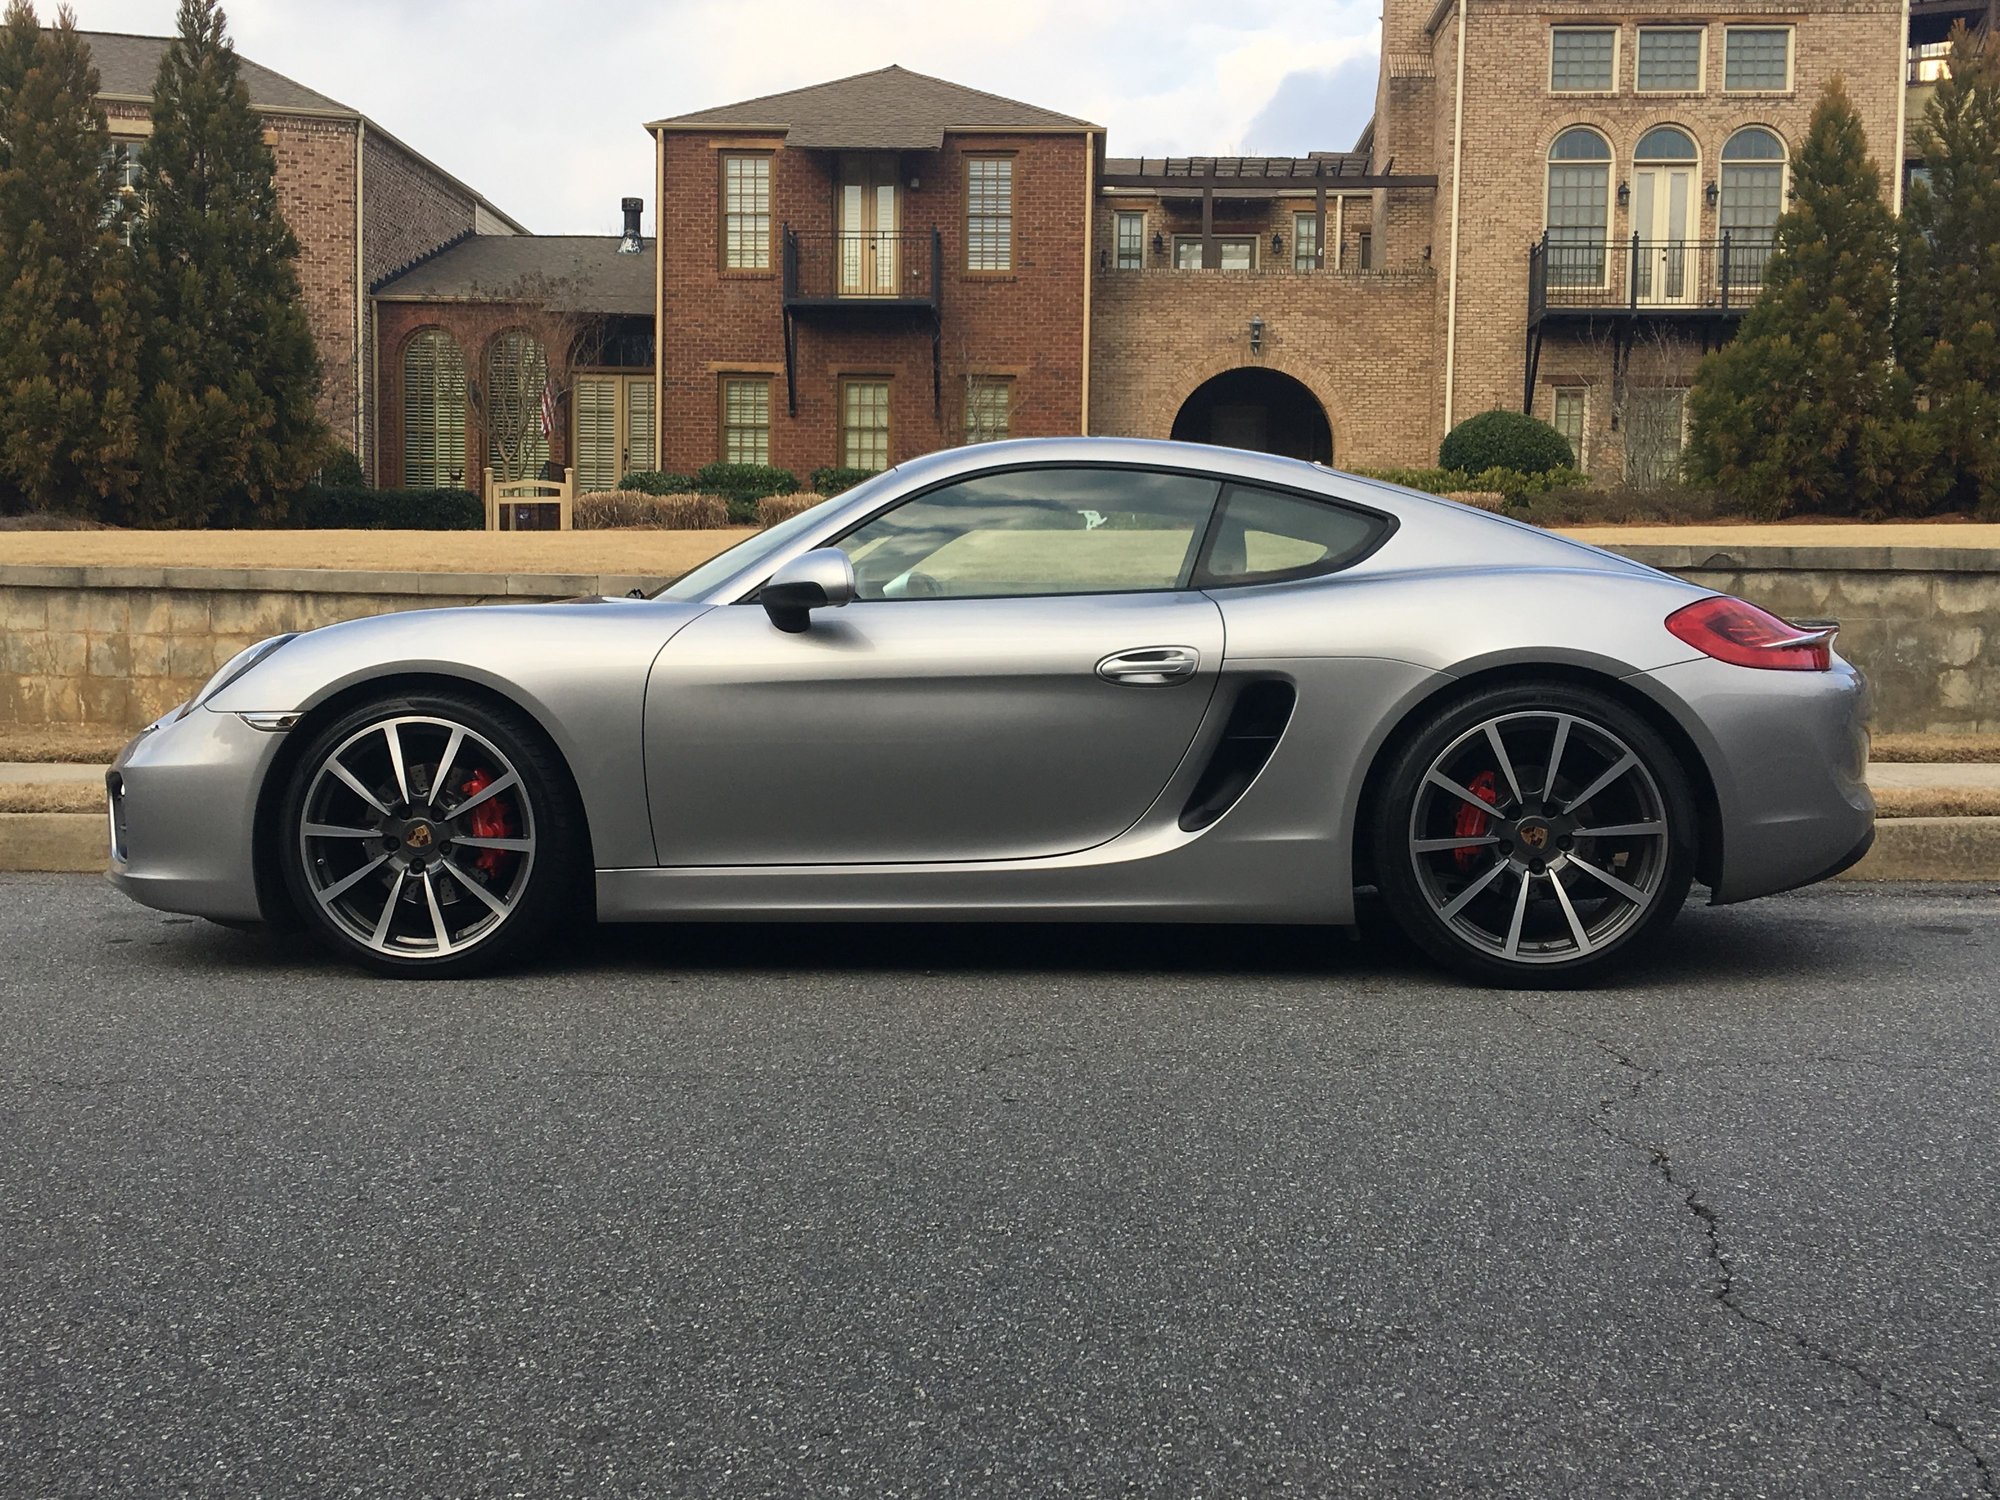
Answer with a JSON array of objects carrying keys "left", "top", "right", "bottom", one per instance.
[
  {"left": 1522, "top": 232, "right": 1772, "bottom": 410},
  {"left": 782, "top": 227, "right": 941, "bottom": 311}
]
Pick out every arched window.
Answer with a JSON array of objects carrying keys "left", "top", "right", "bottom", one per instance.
[
  {"left": 1546, "top": 128, "right": 1612, "bottom": 286},
  {"left": 484, "top": 330, "right": 550, "bottom": 483},
  {"left": 401, "top": 330, "right": 466, "bottom": 489},
  {"left": 1634, "top": 126, "right": 1698, "bottom": 160},
  {"left": 1720, "top": 127, "right": 1787, "bottom": 289}
]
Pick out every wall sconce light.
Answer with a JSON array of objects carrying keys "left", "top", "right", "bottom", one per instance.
[
  {"left": 1617, "top": 179, "right": 1631, "bottom": 209},
  {"left": 1271, "top": 230, "right": 1284, "bottom": 256},
  {"left": 1704, "top": 178, "right": 1719, "bottom": 207},
  {"left": 1249, "top": 315, "right": 1265, "bottom": 354},
  {"left": 1151, "top": 230, "right": 1165, "bottom": 254}
]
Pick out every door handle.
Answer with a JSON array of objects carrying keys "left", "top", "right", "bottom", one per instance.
[{"left": 1096, "top": 646, "right": 1200, "bottom": 686}]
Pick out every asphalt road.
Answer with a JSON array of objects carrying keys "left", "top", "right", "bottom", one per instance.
[{"left": 1, "top": 876, "right": 1996, "bottom": 1499}]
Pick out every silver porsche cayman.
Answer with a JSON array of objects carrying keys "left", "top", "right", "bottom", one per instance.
[{"left": 107, "top": 437, "right": 1873, "bottom": 985}]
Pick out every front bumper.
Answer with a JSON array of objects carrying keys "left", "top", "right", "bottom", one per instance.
[
  {"left": 1637, "top": 655, "right": 1874, "bottom": 905},
  {"left": 106, "top": 707, "right": 287, "bottom": 923}
]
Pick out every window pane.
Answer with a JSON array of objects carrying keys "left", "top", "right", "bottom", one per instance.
[
  {"left": 1219, "top": 237, "right": 1254, "bottom": 270},
  {"left": 1726, "top": 28, "right": 1789, "bottom": 90},
  {"left": 1552, "top": 388, "right": 1587, "bottom": 466},
  {"left": 965, "top": 380, "right": 1011, "bottom": 444},
  {"left": 1546, "top": 161, "right": 1610, "bottom": 284},
  {"left": 1293, "top": 213, "right": 1320, "bottom": 270},
  {"left": 842, "top": 381, "right": 890, "bottom": 471},
  {"left": 722, "top": 379, "right": 771, "bottom": 467},
  {"left": 1551, "top": 29, "right": 1615, "bottom": 91},
  {"left": 485, "top": 332, "right": 549, "bottom": 480},
  {"left": 1115, "top": 211, "right": 1144, "bottom": 269},
  {"left": 966, "top": 158, "right": 1013, "bottom": 271},
  {"left": 723, "top": 156, "right": 770, "bottom": 270},
  {"left": 1174, "top": 237, "right": 1203, "bottom": 268},
  {"left": 1197, "top": 484, "right": 1386, "bottom": 586},
  {"left": 1637, "top": 29, "right": 1702, "bottom": 90},
  {"left": 838, "top": 468, "right": 1218, "bottom": 599}
]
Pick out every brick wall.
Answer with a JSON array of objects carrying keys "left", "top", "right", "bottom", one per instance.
[
  {"left": 658, "top": 129, "right": 1091, "bottom": 475},
  {"left": 1088, "top": 267, "right": 1442, "bottom": 469}
]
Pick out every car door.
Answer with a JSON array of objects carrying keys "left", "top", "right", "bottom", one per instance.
[{"left": 644, "top": 465, "right": 1227, "bottom": 867}]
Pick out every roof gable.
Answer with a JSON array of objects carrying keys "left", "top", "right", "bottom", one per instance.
[
  {"left": 80, "top": 29, "right": 350, "bottom": 114},
  {"left": 650, "top": 64, "right": 1095, "bottom": 149}
]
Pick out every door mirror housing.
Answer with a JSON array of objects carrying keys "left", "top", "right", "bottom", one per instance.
[{"left": 761, "top": 548, "right": 857, "bottom": 633}]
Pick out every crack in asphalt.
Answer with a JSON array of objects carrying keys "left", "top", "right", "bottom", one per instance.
[{"left": 1510, "top": 1001, "right": 1999, "bottom": 1499}]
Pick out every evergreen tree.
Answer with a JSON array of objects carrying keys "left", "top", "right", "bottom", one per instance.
[
  {"left": 1898, "top": 25, "right": 2000, "bottom": 518},
  {"left": 1684, "top": 77, "right": 1932, "bottom": 519},
  {"left": 133, "top": 0, "right": 323, "bottom": 527},
  {"left": 0, "top": 3, "right": 140, "bottom": 518}
]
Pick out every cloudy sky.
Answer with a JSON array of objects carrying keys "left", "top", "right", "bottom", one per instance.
[{"left": 64, "top": 0, "right": 1381, "bottom": 233}]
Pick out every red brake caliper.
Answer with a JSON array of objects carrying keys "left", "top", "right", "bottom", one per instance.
[
  {"left": 459, "top": 769, "right": 515, "bottom": 878},
  {"left": 1454, "top": 769, "right": 1500, "bottom": 871}
]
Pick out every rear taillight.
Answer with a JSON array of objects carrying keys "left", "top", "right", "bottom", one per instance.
[{"left": 1665, "top": 596, "right": 1834, "bottom": 672}]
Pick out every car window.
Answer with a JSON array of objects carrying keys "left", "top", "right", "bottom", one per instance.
[
  {"left": 1195, "top": 483, "right": 1389, "bottom": 587},
  {"left": 836, "top": 467, "right": 1220, "bottom": 600}
]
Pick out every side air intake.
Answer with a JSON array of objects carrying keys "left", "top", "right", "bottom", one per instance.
[{"left": 1179, "top": 680, "right": 1298, "bottom": 832}]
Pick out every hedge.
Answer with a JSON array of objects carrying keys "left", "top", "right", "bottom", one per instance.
[
  {"left": 288, "top": 486, "right": 482, "bottom": 530},
  {"left": 810, "top": 466, "right": 879, "bottom": 497},
  {"left": 575, "top": 491, "right": 732, "bottom": 530},
  {"left": 1352, "top": 465, "right": 1589, "bottom": 504},
  {"left": 618, "top": 470, "right": 695, "bottom": 496},
  {"left": 1438, "top": 409, "right": 1575, "bottom": 476}
]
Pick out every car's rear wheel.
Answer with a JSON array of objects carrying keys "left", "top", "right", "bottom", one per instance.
[
  {"left": 1371, "top": 682, "right": 1696, "bottom": 987},
  {"left": 278, "top": 691, "right": 584, "bottom": 977}
]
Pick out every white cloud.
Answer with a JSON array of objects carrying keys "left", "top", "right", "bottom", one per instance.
[{"left": 63, "top": 0, "right": 1381, "bottom": 231}]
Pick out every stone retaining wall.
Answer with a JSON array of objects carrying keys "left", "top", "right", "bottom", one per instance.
[{"left": 0, "top": 544, "right": 1993, "bottom": 734}]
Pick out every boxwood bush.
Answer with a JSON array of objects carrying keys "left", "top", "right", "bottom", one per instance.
[
  {"left": 1438, "top": 409, "right": 1575, "bottom": 476},
  {"left": 288, "top": 487, "right": 482, "bottom": 530},
  {"left": 809, "top": 466, "right": 879, "bottom": 497},
  {"left": 686, "top": 463, "right": 800, "bottom": 522},
  {"left": 618, "top": 470, "right": 695, "bottom": 496},
  {"left": 1352, "top": 465, "right": 1588, "bottom": 504}
]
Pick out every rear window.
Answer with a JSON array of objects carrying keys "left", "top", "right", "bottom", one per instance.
[{"left": 1194, "top": 483, "right": 1390, "bottom": 587}]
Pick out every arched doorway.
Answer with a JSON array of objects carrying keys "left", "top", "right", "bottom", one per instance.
[{"left": 1171, "top": 368, "right": 1332, "bottom": 463}]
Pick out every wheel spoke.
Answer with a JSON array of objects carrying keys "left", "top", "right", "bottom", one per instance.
[
  {"left": 1438, "top": 858, "right": 1509, "bottom": 920},
  {"left": 1548, "top": 871, "right": 1595, "bottom": 954},
  {"left": 1573, "top": 821, "right": 1665, "bottom": 839},
  {"left": 429, "top": 726, "right": 466, "bottom": 810},
  {"left": 1502, "top": 869, "right": 1533, "bottom": 958},
  {"left": 370, "top": 868, "right": 406, "bottom": 945},
  {"left": 444, "top": 859, "right": 511, "bottom": 917},
  {"left": 327, "top": 760, "right": 392, "bottom": 817},
  {"left": 420, "top": 868, "right": 453, "bottom": 953},
  {"left": 452, "top": 835, "right": 533, "bottom": 853},
  {"left": 1542, "top": 715, "right": 1573, "bottom": 803},
  {"left": 1485, "top": 722, "right": 1525, "bottom": 807},
  {"left": 383, "top": 722, "right": 413, "bottom": 805},
  {"left": 316, "top": 852, "right": 390, "bottom": 906},
  {"left": 1566, "top": 853, "right": 1650, "bottom": 905},
  {"left": 1412, "top": 835, "right": 1500, "bottom": 855},
  {"left": 303, "top": 822, "right": 379, "bottom": 840},
  {"left": 451, "top": 771, "right": 519, "bottom": 818},
  {"left": 1559, "top": 752, "right": 1638, "bottom": 815},
  {"left": 1426, "top": 770, "right": 1502, "bottom": 818}
]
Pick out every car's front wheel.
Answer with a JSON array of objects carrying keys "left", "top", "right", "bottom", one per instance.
[
  {"left": 1371, "top": 683, "right": 1697, "bottom": 987},
  {"left": 278, "top": 691, "right": 584, "bottom": 977}
]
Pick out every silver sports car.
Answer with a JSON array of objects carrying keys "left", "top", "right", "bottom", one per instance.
[{"left": 107, "top": 437, "right": 1873, "bottom": 985}]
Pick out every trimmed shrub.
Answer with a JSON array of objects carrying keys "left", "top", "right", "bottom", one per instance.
[
  {"left": 618, "top": 470, "right": 695, "bottom": 496},
  {"left": 690, "top": 463, "right": 801, "bottom": 523},
  {"left": 810, "top": 466, "right": 878, "bottom": 497},
  {"left": 1439, "top": 409, "right": 1575, "bottom": 476},
  {"left": 756, "top": 492, "right": 826, "bottom": 528},
  {"left": 1352, "top": 465, "right": 1588, "bottom": 504},
  {"left": 288, "top": 487, "right": 482, "bottom": 530},
  {"left": 576, "top": 490, "right": 731, "bottom": 530}
]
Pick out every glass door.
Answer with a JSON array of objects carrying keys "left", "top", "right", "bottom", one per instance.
[
  {"left": 1632, "top": 130, "right": 1699, "bottom": 306},
  {"left": 838, "top": 154, "right": 900, "bottom": 297}
]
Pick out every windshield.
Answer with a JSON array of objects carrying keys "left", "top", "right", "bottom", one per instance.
[{"left": 655, "top": 478, "right": 894, "bottom": 601}]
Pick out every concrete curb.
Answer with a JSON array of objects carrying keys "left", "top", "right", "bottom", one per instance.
[{"left": 6, "top": 812, "right": 1999, "bottom": 883}]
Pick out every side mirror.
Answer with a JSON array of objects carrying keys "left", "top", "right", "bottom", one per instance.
[{"left": 761, "top": 547, "right": 857, "bottom": 633}]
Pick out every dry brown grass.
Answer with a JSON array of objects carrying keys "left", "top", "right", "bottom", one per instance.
[
  {"left": 757, "top": 493, "right": 827, "bottom": 528},
  {"left": 574, "top": 491, "right": 732, "bottom": 530},
  {"left": 1870, "top": 733, "right": 2000, "bottom": 763},
  {"left": 0, "top": 528, "right": 753, "bottom": 576},
  {"left": 1873, "top": 786, "right": 2000, "bottom": 819},
  {"left": 0, "top": 724, "right": 133, "bottom": 762},
  {"left": 0, "top": 783, "right": 102, "bottom": 814}
]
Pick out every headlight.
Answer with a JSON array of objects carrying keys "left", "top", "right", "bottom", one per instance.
[{"left": 178, "top": 634, "right": 297, "bottom": 718}]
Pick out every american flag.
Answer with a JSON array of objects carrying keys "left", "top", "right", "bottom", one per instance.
[{"left": 539, "top": 379, "right": 558, "bottom": 442}]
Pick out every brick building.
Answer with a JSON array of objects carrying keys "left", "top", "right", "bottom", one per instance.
[{"left": 82, "top": 30, "right": 527, "bottom": 481}]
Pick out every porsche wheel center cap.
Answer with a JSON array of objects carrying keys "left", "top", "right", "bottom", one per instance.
[
  {"left": 1514, "top": 818, "right": 1553, "bottom": 853},
  {"left": 401, "top": 820, "right": 438, "bottom": 852}
]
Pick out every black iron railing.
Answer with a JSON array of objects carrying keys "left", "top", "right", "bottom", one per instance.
[
  {"left": 1528, "top": 232, "right": 1773, "bottom": 321},
  {"left": 782, "top": 228, "right": 942, "bottom": 307}
]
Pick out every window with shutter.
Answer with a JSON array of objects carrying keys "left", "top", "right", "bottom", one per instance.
[
  {"left": 625, "top": 379, "right": 657, "bottom": 474},
  {"left": 486, "top": 331, "right": 550, "bottom": 481},
  {"left": 573, "top": 377, "right": 620, "bottom": 493},
  {"left": 402, "top": 330, "right": 467, "bottom": 488}
]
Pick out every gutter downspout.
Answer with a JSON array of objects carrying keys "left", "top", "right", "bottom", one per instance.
[
  {"left": 1892, "top": 0, "right": 1911, "bottom": 216},
  {"left": 654, "top": 126, "right": 666, "bottom": 469},
  {"left": 1442, "top": 0, "right": 1468, "bottom": 435},
  {"left": 1081, "top": 131, "right": 1098, "bottom": 433},
  {"left": 355, "top": 119, "right": 368, "bottom": 478}
]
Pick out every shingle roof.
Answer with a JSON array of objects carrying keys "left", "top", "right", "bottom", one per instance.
[
  {"left": 649, "top": 64, "right": 1095, "bottom": 149},
  {"left": 373, "top": 236, "right": 655, "bottom": 315},
  {"left": 81, "top": 29, "right": 351, "bottom": 113}
]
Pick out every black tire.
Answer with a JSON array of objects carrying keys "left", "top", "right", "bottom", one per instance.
[
  {"left": 1370, "top": 681, "right": 1697, "bottom": 988},
  {"left": 277, "top": 689, "right": 587, "bottom": 978}
]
